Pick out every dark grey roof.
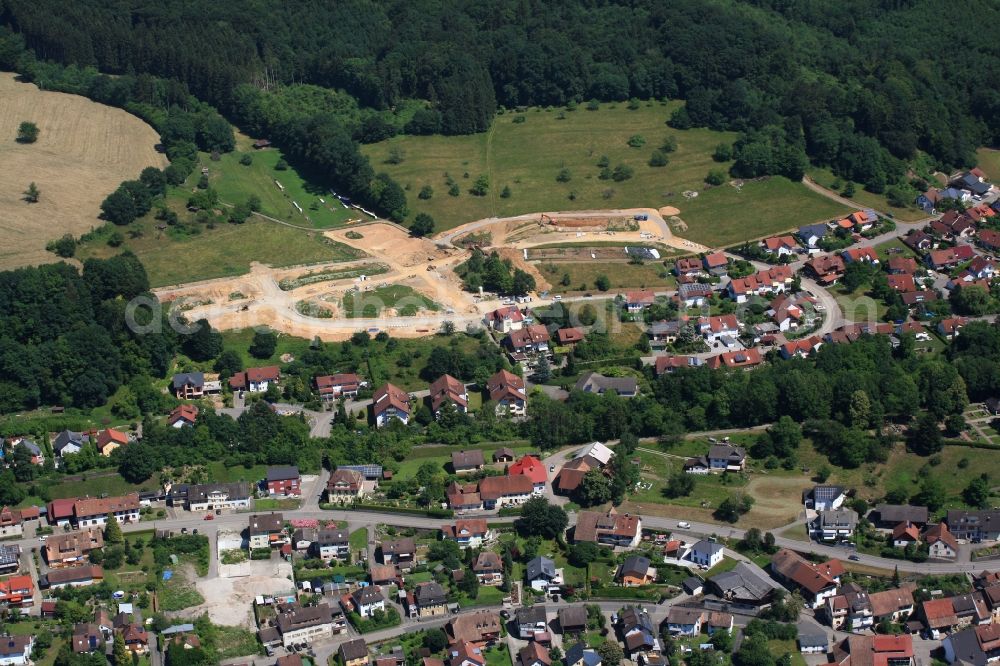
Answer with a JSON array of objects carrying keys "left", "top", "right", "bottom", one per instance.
[
  {"left": 944, "top": 627, "right": 988, "bottom": 666},
  {"left": 818, "top": 509, "right": 858, "bottom": 529},
  {"left": 382, "top": 538, "right": 415, "bottom": 555},
  {"left": 798, "top": 223, "right": 828, "bottom": 239},
  {"left": 708, "top": 444, "right": 745, "bottom": 462},
  {"left": 53, "top": 430, "right": 84, "bottom": 453},
  {"left": 947, "top": 510, "right": 1000, "bottom": 532},
  {"left": 710, "top": 562, "right": 781, "bottom": 602},
  {"left": 875, "top": 504, "right": 929, "bottom": 524},
  {"left": 186, "top": 482, "right": 250, "bottom": 503},
  {"left": 811, "top": 485, "right": 845, "bottom": 502},
  {"left": 516, "top": 605, "right": 547, "bottom": 625},
  {"left": 683, "top": 577, "right": 704, "bottom": 594},
  {"left": 352, "top": 586, "right": 384, "bottom": 605},
  {"left": 172, "top": 372, "right": 204, "bottom": 389},
  {"left": 17, "top": 439, "right": 40, "bottom": 455},
  {"left": 620, "top": 556, "right": 651, "bottom": 578},
  {"left": 796, "top": 622, "right": 828, "bottom": 649},
  {"left": 266, "top": 465, "right": 299, "bottom": 482},
  {"left": 526, "top": 556, "right": 556, "bottom": 581},
  {"left": 0, "top": 544, "right": 19, "bottom": 567},
  {"left": 692, "top": 539, "right": 724, "bottom": 556},
  {"left": 574, "top": 372, "right": 638, "bottom": 396},
  {"left": 338, "top": 464, "right": 383, "bottom": 479},
  {"left": 415, "top": 582, "right": 447, "bottom": 605},
  {"left": 565, "top": 644, "right": 601, "bottom": 666},
  {"left": 316, "top": 528, "right": 349, "bottom": 545}
]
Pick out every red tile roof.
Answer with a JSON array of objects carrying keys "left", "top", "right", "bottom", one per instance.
[{"left": 508, "top": 455, "right": 547, "bottom": 485}]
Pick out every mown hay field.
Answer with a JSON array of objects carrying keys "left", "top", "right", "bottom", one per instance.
[{"left": 0, "top": 72, "right": 166, "bottom": 270}]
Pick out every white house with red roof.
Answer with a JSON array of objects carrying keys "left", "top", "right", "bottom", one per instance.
[
  {"left": 697, "top": 315, "right": 740, "bottom": 343},
  {"left": 487, "top": 306, "right": 525, "bottom": 333},
  {"left": 372, "top": 383, "right": 411, "bottom": 427},
  {"left": 625, "top": 290, "right": 656, "bottom": 313},
  {"left": 761, "top": 235, "right": 799, "bottom": 256},
  {"left": 230, "top": 366, "right": 281, "bottom": 393},
  {"left": 486, "top": 370, "right": 526, "bottom": 417}
]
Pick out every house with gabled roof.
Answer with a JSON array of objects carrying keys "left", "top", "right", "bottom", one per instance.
[
  {"left": 167, "top": 404, "right": 198, "bottom": 428},
  {"left": 487, "top": 306, "right": 524, "bottom": 333},
  {"left": 771, "top": 548, "right": 843, "bottom": 608},
  {"left": 486, "top": 369, "right": 526, "bottom": 417},
  {"left": 508, "top": 455, "right": 548, "bottom": 493},
  {"left": 505, "top": 324, "right": 550, "bottom": 355},
  {"left": 451, "top": 450, "right": 485, "bottom": 474},
  {"left": 702, "top": 252, "right": 729, "bottom": 275},
  {"left": 925, "top": 522, "right": 959, "bottom": 560},
  {"left": 805, "top": 254, "right": 846, "bottom": 285},
  {"left": 625, "top": 290, "right": 656, "bottom": 313},
  {"left": 172, "top": 372, "right": 205, "bottom": 399},
  {"left": 314, "top": 373, "right": 363, "bottom": 401},
  {"left": 442, "top": 520, "right": 490, "bottom": 549},
  {"left": 229, "top": 366, "right": 280, "bottom": 393},
  {"left": 430, "top": 375, "right": 469, "bottom": 415},
  {"left": 706, "top": 348, "right": 762, "bottom": 370},
  {"left": 372, "top": 382, "right": 411, "bottom": 427},
  {"left": 574, "top": 508, "right": 641, "bottom": 548},
  {"left": 557, "top": 328, "right": 585, "bottom": 346},
  {"left": 762, "top": 235, "right": 800, "bottom": 256}
]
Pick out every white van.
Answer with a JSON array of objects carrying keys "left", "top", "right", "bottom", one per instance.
[{"left": 677, "top": 521, "right": 691, "bottom": 529}]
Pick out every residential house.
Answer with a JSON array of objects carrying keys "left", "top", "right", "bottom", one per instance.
[
  {"left": 573, "top": 372, "right": 638, "bottom": 397},
  {"left": 892, "top": 522, "right": 920, "bottom": 548},
  {"left": 369, "top": 564, "right": 398, "bottom": 585},
  {"left": 705, "top": 612, "right": 734, "bottom": 636},
  {"left": 813, "top": 509, "right": 858, "bottom": 543},
  {"left": 487, "top": 306, "right": 525, "bottom": 333},
  {"left": 448, "top": 642, "right": 485, "bottom": 666},
  {"left": 925, "top": 246, "right": 975, "bottom": 271},
  {"left": 922, "top": 598, "right": 962, "bottom": 636},
  {"left": 806, "top": 486, "right": 847, "bottom": 511},
  {"left": 0, "top": 546, "right": 18, "bottom": 576},
  {"left": 771, "top": 549, "right": 843, "bottom": 608},
  {"left": 925, "top": 523, "right": 959, "bottom": 559},
  {"left": 325, "top": 468, "right": 365, "bottom": 503},
  {"left": 869, "top": 587, "right": 916, "bottom": 626},
  {"left": 339, "top": 639, "right": 370, "bottom": 666},
  {"left": 266, "top": 466, "right": 301, "bottom": 497},
  {"left": 556, "top": 328, "right": 585, "bottom": 346},
  {"left": 487, "top": 370, "right": 527, "bottom": 417},
  {"left": 505, "top": 325, "right": 551, "bottom": 355},
  {"left": 887, "top": 256, "right": 919, "bottom": 275},
  {"left": 654, "top": 355, "right": 702, "bottom": 376},
  {"left": 937, "top": 317, "right": 968, "bottom": 340},
  {"left": 516, "top": 605, "right": 549, "bottom": 639},
  {"left": 617, "top": 606, "right": 659, "bottom": 655},
  {"left": 478, "top": 475, "right": 534, "bottom": 510},
  {"left": 314, "top": 373, "right": 362, "bottom": 401},
  {"left": 167, "top": 404, "right": 198, "bottom": 428},
  {"left": 648, "top": 320, "right": 683, "bottom": 346},
  {"left": 823, "top": 588, "right": 867, "bottom": 630},
  {"left": 350, "top": 586, "right": 386, "bottom": 618},
  {"left": 674, "top": 257, "right": 704, "bottom": 276},
  {"left": 955, "top": 172, "right": 992, "bottom": 197},
  {"left": 527, "top": 556, "right": 562, "bottom": 592},
  {"left": 831, "top": 635, "right": 914, "bottom": 666},
  {"left": 697, "top": 314, "right": 740, "bottom": 343},
  {"left": 40, "top": 565, "right": 104, "bottom": 589},
  {"left": 172, "top": 372, "right": 205, "bottom": 399},
  {"left": 763, "top": 235, "right": 799, "bottom": 256},
  {"left": 519, "top": 642, "right": 551, "bottom": 666},
  {"left": 706, "top": 348, "right": 764, "bottom": 370},
  {"left": 798, "top": 223, "right": 829, "bottom": 249},
  {"left": 73, "top": 494, "right": 140, "bottom": 528},
  {"left": 96, "top": 428, "right": 128, "bottom": 456},
  {"left": 573, "top": 509, "right": 642, "bottom": 548},
  {"left": 53, "top": 430, "right": 85, "bottom": 458},
  {"left": 44, "top": 528, "right": 103, "bottom": 567},
  {"left": 707, "top": 444, "right": 746, "bottom": 471},
  {"left": 71, "top": 623, "right": 103, "bottom": 654},
  {"left": 979, "top": 229, "right": 1000, "bottom": 252},
  {"left": 797, "top": 623, "right": 829, "bottom": 654},
  {"left": 564, "top": 645, "right": 601, "bottom": 666},
  {"left": 380, "top": 538, "right": 416, "bottom": 569},
  {"left": 0, "top": 508, "right": 26, "bottom": 539},
  {"left": 702, "top": 252, "right": 729, "bottom": 275},
  {"left": 430, "top": 375, "right": 469, "bottom": 415},
  {"left": 229, "top": 366, "right": 281, "bottom": 393},
  {"left": 780, "top": 337, "right": 823, "bottom": 360},
  {"left": 442, "top": 520, "right": 490, "bottom": 549},
  {"left": 372, "top": 383, "right": 411, "bottom": 427},
  {"left": 554, "top": 456, "right": 601, "bottom": 494},
  {"left": 943, "top": 625, "right": 1000, "bottom": 665},
  {"left": 452, "top": 450, "right": 485, "bottom": 474},
  {"left": 446, "top": 610, "right": 502, "bottom": 645},
  {"left": 117, "top": 622, "right": 148, "bottom": 654},
  {"left": 493, "top": 448, "right": 515, "bottom": 463},
  {"left": 688, "top": 540, "right": 724, "bottom": 569},
  {"left": 916, "top": 188, "right": 941, "bottom": 213},
  {"left": 314, "top": 528, "right": 350, "bottom": 561},
  {"left": 248, "top": 513, "right": 284, "bottom": 550},
  {"left": 558, "top": 606, "right": 588, "bottom": 635},
  {"left": 181, "top": 482, "right": 251, "bottom": 511},
  {"left": 842, "top": 247, "right": 880, "bottom": 264},
  {"left": 275, "top": 603, "right": 339, "bottom": 647},
  {"left": 12, "top": 439, "right": 42, "bottom": 465},
  {"left": 625, "top": 290, "right": 657, "bottom": 313},
  {"left": 446, "top": 482, "right": 484, "bottom": 513},
  {"left": 414, "top": 582, "right": 448, "bottom": 617},
  {"left": 617, "top": 556, "right": 656, "bottom": 586},
  {"left": 509, "top": 455, "right": 548, "bottom": 493},
  {"left": 666, "top": 606, "right": 705, "bottom": 636},
  {"left": 805, "top": 255, "right": 846, "bottom": 285},
  {"left": 677, "top": 282, "right": 713, "bottom": 308},
  {"left": 576, "top": 441, "right": 614, "bottom": 465},
  {"left": 472, "top": 552, "right": 504, "bottom": 586},
  {"left": 0, "top": 635, "right": 33, "bottom": 665},
  {"left": 0, "top": 575, "right": 33, "bottom": 607},
  {"left": 727, "top": 266, "right": 794, "bottom": 302},
  {"left": 708, "top": 561, "right": 782, "bottom": 607},
  {"left": 903, "top": 230, "right": 935, "bottom": 253},
  {"left": 683, "top": 456, "right": 710, "bottom": 474}
]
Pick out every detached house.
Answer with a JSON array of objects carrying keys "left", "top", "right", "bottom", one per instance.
[
  {"left": 762, "top": 235, "right": 799, "bottom": 256},
  {"left": 806, "top": 254, "right": 846, "bottom": 285},
  {"left": 813, "top": 509, "right": 858, "bottom": 543},
  {"left": 441, "top": 520, "right": 490, "bottom": 549},
  {"left": 487, "top": 306, "right": 525, "bottom": 333},
  {"left": 429, "top": 375, "right": 468, "bottom": 415},
  {"left": 472, "top": 552, "right": 504, "bottom": 586},
  {"left": 708, "top": 444, "right": 746, "bottom": 471},
  {"left": 617, "top": 556, "right": 656, "bottom": 587},
  {"left": 380, "top": 538, "right": 416, "bottom": 569},
  {"left": 688, "top": 540, "right": 724, "bottom": 568},
  {"left": 526, "top": 556, "right": 562, "bottom": 592},
  {"left": 248, "top": 513, "right": 285, "bottom": 550},
  {"left": 266, "top": 466, "right": 301, "bottom": 497},
  {"left": 167, "top": 404, "right": 198, "bottom": 428},
  {"left": 625, "top": 290, "right": 656, "bottom": 313},
  {"left": 574, "top": 509, "right": 641, "bottom": 548},
  {"left": 505, "top": 324, "right": 550, "bottom": 355},
  {"left": 172, "top": 372, "right": 205, "bottom": 399},
  {"left": 451, "top": 450, "right": 485, "bottom": 474},
  {"left": 487, "top": 370, "right": 526, "bottom": 417},
  {"left": 53, "top": 430, "right": 85, "bottom": 458},
  {"left": 73, "top": 494, "right": 140, "bottom": 528},
  {"left": 509, "top": 455, "right": 548, "bottom": 493},
  {"left": 372, "top": 383, "right": 411, "bottom": 427},
  {"left": 771, "top": 549, "right": 843, "bottom": 608},
  {"left": 413, "top": 582, "right": 448, "bottom": 617},
  {"left": 325, "top": 468, "right": 364, "bottom": 503},
  {"left": 479, "top": 475, "right": 534, "bottom": 510}
]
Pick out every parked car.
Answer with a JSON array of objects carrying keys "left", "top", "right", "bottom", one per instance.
[
  {"left": 848, "top": 554, "right": 861, "bottom": 561},
  {"left": 204, "top": 514, "right": 214, "bottom": 520},
  {"left": 677, "top": 521, "right": 691, "bottom": 529}
]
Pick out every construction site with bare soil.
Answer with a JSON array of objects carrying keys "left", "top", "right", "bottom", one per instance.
[{"left": 153, "top": 206, "right": 705, "bottom": 341}]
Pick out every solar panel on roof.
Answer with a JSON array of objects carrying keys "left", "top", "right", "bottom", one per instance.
[{"left": 339, "top": 464, "right": 383, "bottom": 479}]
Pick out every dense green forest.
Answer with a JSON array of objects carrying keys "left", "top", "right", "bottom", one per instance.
[{"left": 5, "top": 0, "right": 1000, "bottom": 195}]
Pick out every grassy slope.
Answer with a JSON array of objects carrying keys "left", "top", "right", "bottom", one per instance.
[
  {"left": 678, "top": 177, "right": 852, "bottom": 247},
  {"left": 537, "top": 261, "right": 677, "bottom": 294},
  {"left": 364, "top": 101, "right": 737, "bottom": 229},
  {"left": 975, "top": 148, "right": 1000, "bottom": 181}
]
